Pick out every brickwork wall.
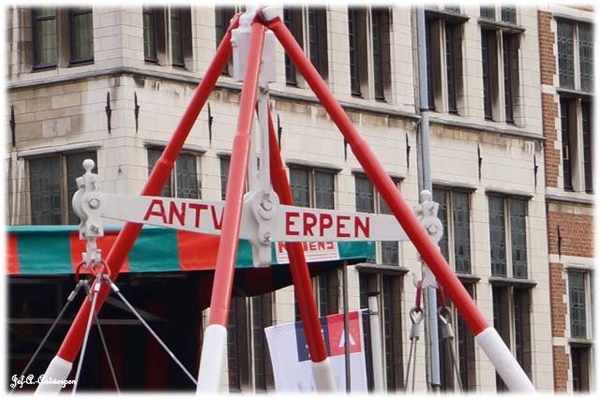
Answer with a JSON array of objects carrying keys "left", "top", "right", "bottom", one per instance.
[
  {"left": 549, "top": 263, "right": 567, "bottom": 337},
  {"left": 547, "top": 210, "right": 595, "bottom": 258},
  {"left": 553, "top": 345, "right": 569, "bottom": 391}
]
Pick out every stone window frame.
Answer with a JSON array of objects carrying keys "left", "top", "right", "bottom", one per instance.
[
  {"left": 347, "top": 6, "right": 392, "bottom": 101},
  {"left": 353, "top": 171, "right": 403, "bottom": 267},
  {"left": 424, "top": 7, "right": 469, "bottom": 115},
  {"left": 143, "top": 6, "right": 193, "bottom": 69},
  {"left": 283, "top": 6, "right": 329, "bottom": 87},
  {"left": 478, "top": 8, "right": 525, "bottom": 125},
  {"left": 27, "top": 150, "right": 98, "bottom": 225},
  {"left": 146, "top": 146, "right": 203, "bottom": 199}
]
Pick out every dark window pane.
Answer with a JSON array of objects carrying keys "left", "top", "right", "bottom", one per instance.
[
  {"left": 560, "top": 99, "right": 573, "bottom": 190},
  {"left": 30, "top": 157, "right": 62, "bottom": 225},
  {"left": 382, "top": 275, "right": 403, "bottom": 390},
  {"left": 215, "top": 7, "right": 235, "bottom": 75},
  {"left": 71, "top": 8, "right": 94, "bottom": 63},
  {"left": 355, "top": 175, "right": 374, "bottom": 213},
  {"left": 488, "top": 196, "right": 506, "bottom": 276},
  {"left": 426, "top": 21, "right": 436, "bottom": 110},
  {"left": 492, "top": 286, "right": 510, "bottom": 392},
  {"left": 480, "top": 6, "right": 495, "bottom": 20},
  {"left": 481, "top": 30, "right": 494, "bottom": 120},
  {"left": 453, "top": 191, "right": 471, "bottom": 274},
  {"left": 571, "top": 346, "right": 590, "bottom": 392},
  {"left": 308, "top": 7, "right": 328, "bottom": 79},
  {"left": 283, "top": 8, "right": 303, "bottom": 86},
  {"left": 372, "top": 8, "right": 387, "bottom": 100},
  {"left": 66, "top": 152, "right": 97, "bottom": 225},
  {"left": 514, "top": 288, "right": 532, "bottom": 378},
  {"left": 579, "top": 25, "right": 594, "bottom": 92},
  {"left": 569, "top": 272, "right": 587, "bottom": 338},
  {"left": 582, "top": 102, "right": 593, "bottom": 193},
  {"left": 171, "top": 8, "right": 184, "bottom": 66},
  {"left": 290, "top": 168, "right": 310, "bottom": 207},
  {"left": 314, "top": 170, "right": 334, "bottom": 209},
  {"left": 557, "top": 22, "right": 575, "bottom": 89},
  {"left": 446, "top": 22, "right": 458, "bottom": 114},
  {"left": 503, "top": 33, "right": 514, "bottom": 124},
  {"left": 147, "top": 149, "right": 172, "bottom": 197},
  {"left": 219, "top": 156, "right": 230, "bottom": 200},
  {"left": 432, "top": 188, "right": 449, "bottom": 261},
  {"left": 348, "top": 8, "right": 362, "bottom": 97},
  {"left": 33, "top": 8, "right": 57, "bottom": 68},
  {"left": 176, "top": 154, "right": 198, "bottom": 198},
  {"left": 143, "top": 8, "right": 157, "bottom": 61},
  {"left": 252, "top": 294, "right": 274, "bottom": 391},
  {"left": 501, "top": 6, "right": 516, "bottom": 24},
  {"left": 509, "top": 199, "right": 527, "bottom": 278}
]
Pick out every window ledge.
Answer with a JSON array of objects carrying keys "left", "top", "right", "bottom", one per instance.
[
  {"left": 485, "top": 188, "right": 534, "bottom": 200},
  {"left": 545, "top": 193, "right": 594, "bottom": 206},
  {"left": 354, "top": 263, "right": 409, "bottom": 274},
  {"left": 568, "top": 338, "right": 593, "bottom": 347},
  {"left": 286, "top": 159, "right": 343, "bottom": 172},
  {"left": 478, "top": 18, "right": 526, "bottom": 33},
  {"left": 17, "top": 141, "right": 102, "bottom": 159},
  {"left": 144, "top": 140, "right": 206, "bottom": 154},
  {"left": 554, "top": 13, "right": 595, "bottom": 25},
  {"left": 427, "top": 116, "right": 545, "bottom": 142},
  {"left": 425, "top": 8, "right": 470, "bottom": 23},
  {"left": 432, "top": 180, "right": 477, "bottom": 193},
  {"left": 456, "top": 273, "right": 482, "bottom": 283},
  {"left": 351, "top": 168, "right": 405, "bottom": 181},
  {"left": 488, "top": 276, "right": 537, "bottom": 287},
  {"left": 556, "top": 87, "right": 594, "bottom": 100}
]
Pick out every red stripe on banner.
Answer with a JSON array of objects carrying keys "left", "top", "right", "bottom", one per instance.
[
  {"left": 6, "top": 234, "right": 21, "bottom": 275},
  {"left": 326, "top": 311, "right": 362, "bottom": 356},
  {"left": 176, "top": 231, "right": 219, "bottom": 271},
  {"left": 69, "top": 231, "right": 130, "bottom": 274}
]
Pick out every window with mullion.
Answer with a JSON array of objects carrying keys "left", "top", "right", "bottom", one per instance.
[
  {"left": 33, "top": 8, "right": 58, "bottom": 68},
  {"left": 501, "top": 6, "right": 517, "bottom": 24},
  {"left": 175, "top": 154, "right": 199, "bottom": 199},
  {"left": 289, "top": 168, "right": 310, "bottom": 207},
  {"left": 371, "top": 7, "right": 387, "bottom": 101},
  {"left": 480, "top": 6, "right": 495, "bottom": 20},
  {"left": 70, "top": 8, "right": 93, "bottom": 64},
  {"left": 434, "top": 188, "right": 471, "bottom": 274},
  {"left": 314, "top": 170, "right": 335, "bottom": 209},
  {"left": 348, "top": 8, "right": 362, "bottom": 97},
  {"left": 355, "top": 175, "right": 374, "bottom": 213}
]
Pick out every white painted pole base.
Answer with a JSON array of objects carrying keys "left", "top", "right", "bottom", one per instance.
[
  {"left": 311, "top": 357, "right": 337, "bottom": 392},
  {"left": 197, "top": 324, "right": 227, "bottom": 393},
  {"left": 476, "top": 327, "right": 536, "bottom": 392},
  {"left": 34, "top": 356, "right": 73, "bottom": 394}
]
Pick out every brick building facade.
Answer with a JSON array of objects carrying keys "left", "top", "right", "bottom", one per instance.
[
  {"left": 4, "top": 4, "right": 593, "bottom": 393},
  {"left": 538, "top": 4, "right": 595, "bottom": 393}
]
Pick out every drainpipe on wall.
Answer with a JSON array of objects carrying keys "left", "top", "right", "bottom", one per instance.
[{"left": 415, "top": 6, "right": 441, "bottom": 391}]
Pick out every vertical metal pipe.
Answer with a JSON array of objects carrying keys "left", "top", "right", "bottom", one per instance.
[
  {"left": 416, "top": 6, "right": 440, "bottom": 390},
  {"left": 368, "top": 294, "right": 385, "bottom": 392},
  {"left": 342, "top": 263, "right": 351, "bottom": 392}
]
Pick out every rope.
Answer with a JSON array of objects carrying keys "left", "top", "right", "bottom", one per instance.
[
  {"left": 93, "top": 314, "right": 120, "bottom": 393},
  {"left": 9, "top": 279, "right": 87, "bottom": 394},
  {"left": 405, "top": 282, "right": 424, "bottom": 392},
  {"left": 101, "top": 275, "right": 198, "bottom": 386},
  {"left": 72, "top": 274, "right": 103, "bottom": 394}
]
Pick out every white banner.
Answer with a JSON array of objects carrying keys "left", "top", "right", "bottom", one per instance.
[{"left": 264, "top": 311, "right": 368, "bottom": 393}]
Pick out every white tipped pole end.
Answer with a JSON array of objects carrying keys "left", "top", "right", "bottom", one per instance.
[
  {"left": 197, "top": 324, "right": 228, "bottom": 393},
  {"left": 34, "top": 356, "right": 73, "bottom": 394},
  {"left": 311, "top": 357, "right": 337, "bottom": 392},
  {"left": 476, "top": 327, "right": 536, "bottom": 392}
]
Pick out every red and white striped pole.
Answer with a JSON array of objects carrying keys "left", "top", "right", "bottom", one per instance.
[
  {"left": 266, "top": 109, "right": 336, "bottom": 390},
  {"left": 35, "top": 14, "right": 242, "bottom": 394},
  {"left": 265, "top": 14, "right": 535, "bottom": 392},
  {"left": 196, "top": 15, "right": 266, "bottom": 393}
]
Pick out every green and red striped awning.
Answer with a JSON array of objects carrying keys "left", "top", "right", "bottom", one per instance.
[{"left": 6, "top": 225, "right": 374, "bottom": 276}]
